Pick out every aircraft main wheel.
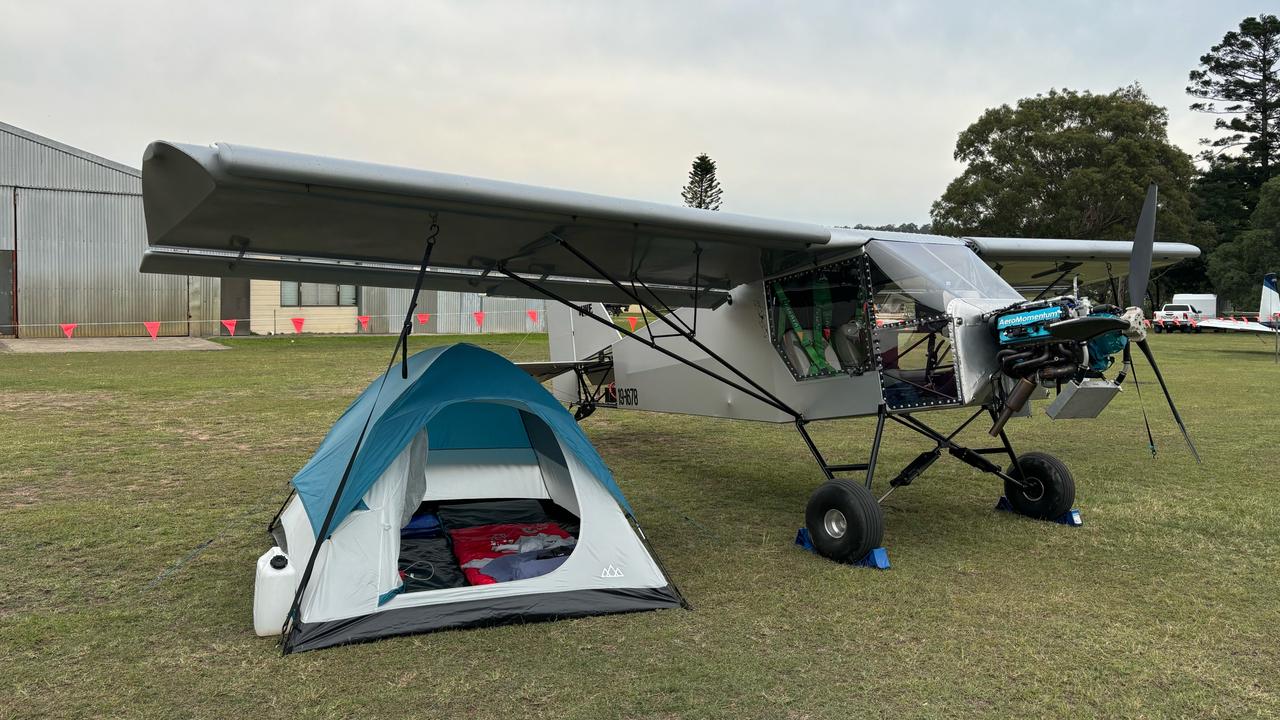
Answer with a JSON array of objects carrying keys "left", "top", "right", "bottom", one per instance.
[
  {"left": 1004, "top": 452, "right": 1075, "bottom": 520},
  {"left": 804, "top": 479, "right": 884, "bottom": 563}
]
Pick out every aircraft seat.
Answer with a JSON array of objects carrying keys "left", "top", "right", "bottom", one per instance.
[{"left": 782, "top": 329, "right": 840, "bottom": 377}]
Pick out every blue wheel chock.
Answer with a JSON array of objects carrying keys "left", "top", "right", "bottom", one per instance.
[
  {"left": 794, "top": 528, "right": 891, "bottom": 569},
  {"left": 994, "top": 496, "right": 1083, "bottom": 526}
]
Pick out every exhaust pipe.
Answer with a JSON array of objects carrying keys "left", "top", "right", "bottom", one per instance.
[{"left": 989, "top": 376, "right": 1037, "bottom": 437}]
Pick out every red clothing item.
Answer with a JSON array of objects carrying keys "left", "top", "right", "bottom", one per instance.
[
  {"left": 449, "top": 522, "right": 571, "bottom": 586},
  {"left": 463, "top": 568, "right": 497, "bottom": 586}
]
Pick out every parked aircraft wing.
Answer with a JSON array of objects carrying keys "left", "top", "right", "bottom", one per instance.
[
  {"left": 140, "top": 142, "right": 831, "bottom": 298},
  {"left": 1197, "top": 318, "right": 1279, "bottom": 334},
  {"left": 965, "top": 237, "right": 1200, "bottom": 291}
]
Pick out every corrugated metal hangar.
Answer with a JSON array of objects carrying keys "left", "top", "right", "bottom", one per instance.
[{"left": 0, "top": 122, "right": 543, "bottom": 338}]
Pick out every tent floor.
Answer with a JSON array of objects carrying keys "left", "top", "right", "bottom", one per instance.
[{"left": 398, "top": 498, "right": 582, "bottom": 594}]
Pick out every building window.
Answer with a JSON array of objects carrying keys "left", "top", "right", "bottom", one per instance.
[{"left": 280, "top": 282, "right": 358, "bottom": 307}]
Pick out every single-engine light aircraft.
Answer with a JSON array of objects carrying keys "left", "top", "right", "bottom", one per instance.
[{"left": 139, "top": 142, "right": 1201, "bottom": 566}]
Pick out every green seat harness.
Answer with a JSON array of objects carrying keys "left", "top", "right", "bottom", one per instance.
[{"left": 772, "top": 276, "right": 835, "bottom": 375}]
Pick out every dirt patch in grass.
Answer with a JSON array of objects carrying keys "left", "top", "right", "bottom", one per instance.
[
  {"left": 0, "top": 485, "right": 42, "bottom": 508},
  {"left": 0, "top": 391, "right": 118, "bottom": 413}
]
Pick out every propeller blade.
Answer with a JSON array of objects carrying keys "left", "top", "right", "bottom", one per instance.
[
  {"left": 1127, "top": 184, "right": 1158, "bottom": 306},
  {"left": 1046, "top": 315, "right": 1128, "bottom": 342},
  {"left": 1135, "top": 338, "right": 1201, "bottom": 463}
]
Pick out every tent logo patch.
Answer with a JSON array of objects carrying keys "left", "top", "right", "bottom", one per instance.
[{"left": 600, "top": 564, "right": 624, "bottom": 579}]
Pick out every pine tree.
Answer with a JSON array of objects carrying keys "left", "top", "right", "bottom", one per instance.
[
  {"left": 1187, "top": 14, "right": 1280, "bottom": 180},
  {"left": 681, "top": 154, "right": 723, "bottom": 210}
]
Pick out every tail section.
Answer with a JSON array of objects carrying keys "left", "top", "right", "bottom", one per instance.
[
  {"left": 547, "top": 302, "right": 621, "bottom": 362},
  {"left": 1261, "top": 273, "right": 1279, "bottom": 325}
]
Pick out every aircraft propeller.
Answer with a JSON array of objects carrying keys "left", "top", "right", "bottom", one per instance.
[{"left": 1125, "top": 184, "right": 1201, "bottom": 463}]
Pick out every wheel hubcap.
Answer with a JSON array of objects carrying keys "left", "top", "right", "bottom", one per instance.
[
  {"left": 823, "top": 508, "right": 848, "bottom": 539},
  {"left": 1021, "top": 475, "right": 1046, "bottom": 502}
]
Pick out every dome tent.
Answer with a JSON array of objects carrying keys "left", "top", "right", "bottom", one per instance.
[{"left": 262, "top": 343, "right": 684, "bottom": 654}]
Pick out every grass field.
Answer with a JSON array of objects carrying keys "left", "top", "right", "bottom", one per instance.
[{"left": 2, "top": 332, "right": 1278, "bottom": 719}]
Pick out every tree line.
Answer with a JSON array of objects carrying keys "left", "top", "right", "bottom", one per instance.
[{"left": 681, "top": 14, "right": 1278, "bottom": 310}]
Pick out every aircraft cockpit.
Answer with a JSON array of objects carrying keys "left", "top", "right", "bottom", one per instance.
[{"left": 765, "top": 239, "right": 1023, "bottom": 410}]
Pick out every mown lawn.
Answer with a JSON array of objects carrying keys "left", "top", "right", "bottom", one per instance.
[{"left": 1, "top": 332, "right": 1277, "bottom": 719}]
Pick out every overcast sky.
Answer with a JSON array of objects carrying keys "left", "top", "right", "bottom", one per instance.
[{"left": 0, "top": 1, "right": 1269, "bottom": 226}]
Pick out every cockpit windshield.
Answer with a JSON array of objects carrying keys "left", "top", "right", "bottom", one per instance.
[{"left": 864, "top": 240, "right": 1022, "bottom": 315}]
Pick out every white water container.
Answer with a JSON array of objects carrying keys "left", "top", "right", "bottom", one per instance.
[{"left": 253, "top": 547, "right": 298, "bottom": 636}]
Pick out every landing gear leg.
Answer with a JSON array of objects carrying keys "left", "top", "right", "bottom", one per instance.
[
  {"left": 795, "top": 406, "right": 889, "bottom": 564},
  {"left": 984, "top": 409, "right": 1077, "bottom": 520}
]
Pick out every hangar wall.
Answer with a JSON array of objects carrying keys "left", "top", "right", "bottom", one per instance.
[
  {"left": 1, "top": 186, "right": 12, "bottom": 335},
  {"left": 0, "top": 186, "right": 12, "bottom": 250},
  {"left": 0, "top": 121, "right": 219, "bottom": 338},
  {"left": 16, "top": 189, "right": 189, "bottom": 337}
]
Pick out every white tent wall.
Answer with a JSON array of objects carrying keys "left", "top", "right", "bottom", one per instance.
[
  {"left": 294, "top": 432, "right": 426, "bottom": 623},
  {"left": 524, "top": 411, "right": 580, "bottom": 519},
  {"left": 420, "top": 448, "right": 549, "bottom": 502}
]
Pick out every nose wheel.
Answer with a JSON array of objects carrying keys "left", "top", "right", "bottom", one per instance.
[
  {"left": 1002, "top": 451, "right": 1075, "bottom": 520},
  {"left": 804, "top": 480, "right": 884, "bottom": 564}
]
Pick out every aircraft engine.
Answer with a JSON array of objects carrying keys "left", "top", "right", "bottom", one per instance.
[{"left": 987, "top": 297, "right": 1130, "bottom": 435}]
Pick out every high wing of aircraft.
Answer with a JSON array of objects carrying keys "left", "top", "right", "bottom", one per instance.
[
  {"left": 139, "top": 142, "right": 1195, "bottom": 304},
  {"left": 140, "top": 141, "right": 1202, "bottom": 567}
]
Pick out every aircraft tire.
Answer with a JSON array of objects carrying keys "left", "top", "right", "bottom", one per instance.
[
  {"left": 1004, "top": 452, "right": 1075, "bottom": 520},
  {"left": 804, "top": 479, "right": 884, "bottom": 564}
]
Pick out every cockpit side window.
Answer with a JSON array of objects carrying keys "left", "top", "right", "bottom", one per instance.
[
  {"left": 864, "top": 242, "right": 974, "bottom": 409},
  {"left": 765, "top": 257, "right": 874, "bottom": 380}
]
